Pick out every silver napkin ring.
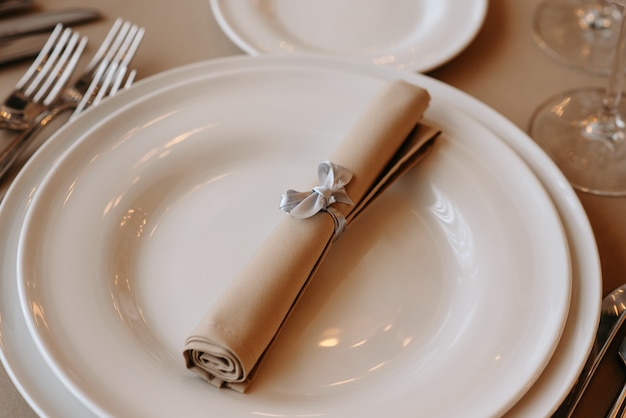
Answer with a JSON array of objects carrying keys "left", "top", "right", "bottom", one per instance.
[{"left": 279, "top": 160, "right": 354, "bottom": 237}]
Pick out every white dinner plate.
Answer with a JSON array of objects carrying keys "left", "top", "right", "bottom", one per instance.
[
  {"left": 210, "top": 0, "right": 488, "bottom": 72},
  {"left": 17, "top": 58, "right": 569, "bottom": 417},
  {"left": 0, "top": 56, "right": 599, "bottom": 418}
]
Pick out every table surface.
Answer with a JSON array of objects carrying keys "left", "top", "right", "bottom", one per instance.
[{"left": 0, "top": 0, "right": 623, "bottom": 416}]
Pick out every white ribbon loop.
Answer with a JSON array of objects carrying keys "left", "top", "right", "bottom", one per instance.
[{"left": 279, "top": 161, "right": 354, "bottom": 236}]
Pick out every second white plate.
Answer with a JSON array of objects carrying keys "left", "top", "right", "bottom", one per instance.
[{"left": 210, "top": 0, "right": 488, "bottom": 72}]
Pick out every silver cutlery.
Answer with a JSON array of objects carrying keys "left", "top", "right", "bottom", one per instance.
[
  {"left": 0, "top": 7, "right": 100, "bottom": 39},
  {"left": 554, "top": 284, "right": 626, "bottom": 417},
  {"left": 0, "top": 18, "right": 144, "bottom": 180},
  {"left": 67, "top": 17, "right": 144, "bottom": 120},
  {"left": 607, "top": 336, "right": 626, "bottom": 417},
  {"left": 0, "top": 23, "right": 86, "bottom": 131},
  {"left": 0, "top": 7, "right": 101, "bottom": 65},
  {"left": 0, "top": 0, "right": 35, "bottom": 16},
  {"left": 0, "top": 31, "right": 50, "bottom": 65}
]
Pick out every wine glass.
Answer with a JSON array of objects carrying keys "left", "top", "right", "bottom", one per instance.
[
  {"left": 533, "top": 0, "right": 622, "bottom": 75},
  {"left": 529, "top": 0, "right": 626, "bottom": 196}
]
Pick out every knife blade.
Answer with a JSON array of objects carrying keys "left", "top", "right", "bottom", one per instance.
[
  {"left": 0, "top": 7, "right": 101, "bottom": 39},
  {"left": 552, "top": 292, "right": 626, "bottom": 417},
  {"left": 0, "top": 31, "right": 48, "bottom": 65},
  {"left": 0, "top": 0, "right": 35, "bottom": 16}
]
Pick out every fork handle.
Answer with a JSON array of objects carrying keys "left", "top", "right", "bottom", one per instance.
[
  {"left": 607, "top": 383, "right": 626, "bottom": 418},
  {"left": 0, "top": 103, "right": 72, "bottom": 180}
]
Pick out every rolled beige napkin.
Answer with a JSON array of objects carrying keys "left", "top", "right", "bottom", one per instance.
[{"left": 183, "top": 80, "right": 440, "bottom": 392}]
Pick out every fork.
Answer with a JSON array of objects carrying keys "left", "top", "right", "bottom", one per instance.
[
  {"left": 0, "top": 19, "right": 145, "bottom": 179},
  {"left": 64, "top": 17, "right": 145, "bottom": 120},
  {"left": 0, "top": 24, "right": 86, "bottom": 131},
  {"left": 607, "top": 336, "right": 626, "bottom": 417}
]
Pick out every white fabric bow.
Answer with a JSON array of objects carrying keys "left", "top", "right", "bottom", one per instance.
[{"left": 279, "top": 161, "right": 354, "bottom": 235}]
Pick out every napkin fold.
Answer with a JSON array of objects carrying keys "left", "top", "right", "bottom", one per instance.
[{"left": 183, "top": 80, "right": 440, "bottom": 392}]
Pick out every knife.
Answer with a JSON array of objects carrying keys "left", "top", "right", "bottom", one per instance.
[
  {"left": 552, "top": 292, "right": 626, "bottom": 417},
  {"left": 0, "top": 7, "right": 101, "bottom": 39},
  {"left": 0, "top": 0, "right": 36, "bottom": 16},
  {"left": 0, "top": 31, "right": 48, "bottom": 65}
]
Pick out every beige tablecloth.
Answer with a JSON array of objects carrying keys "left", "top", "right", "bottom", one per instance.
[{"left": 0, "top": 0, "right": 621, "bottom": 416}]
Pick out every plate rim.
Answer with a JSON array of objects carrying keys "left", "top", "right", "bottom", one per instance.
[
  {"left": 1, "top": 57, "right": 599, "bottom": 418},
  {"left": 18, "top": 67, "right": 570, "bottom": 417},
  {"left": 209, "top": 0, "right": 489, "bottom": 73}
]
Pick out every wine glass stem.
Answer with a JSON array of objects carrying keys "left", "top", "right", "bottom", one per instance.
[
  {"left": 595, "top": 1, "right": 626, "bottom": 141},
  {"left": 606, "top": 2, "right": 626, "bottom": 106}
]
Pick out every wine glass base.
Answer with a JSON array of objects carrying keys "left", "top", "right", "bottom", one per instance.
[
  {"left": 529, "top": 87, "right": 626, "bottom": 196},
  {"left": 533, "top": 0, "right": 620, "bottom": 76}
]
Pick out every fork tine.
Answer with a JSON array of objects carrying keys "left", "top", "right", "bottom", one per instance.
[
  {"left": 69, "top": 20, "right": 144, "bottom": 120},
  {"left": 34, "top": 32, "right": 87, "bottom": 105},
  {"left": 22, "top": 27, "right": 72, "bottom": 98},
  {"left": 14, "top": 24, "right": 64, "bottom": 91},
  {"left": 72, "top": 18, "right": 126, "bottom": 93},
  {"left": 124, "top": 69, "right": 137, "bottom": 89},
  {"left": 120, "top": 26, "right": 145, "bottom": 70},
  {"left": 70, "top": 59, "right": 107, "bottom": 118},
  {"left": 0, "top": 20, "right": 142, "bottom": 182},
  {"left": 69, "top": 66, "right": 137, "bottom": 122},
  {"left": 82, "top": 18, "right": 123, "bottom": 74},
  {"left": 93, "top": 66, "right": 121, "bottom": 107},
  {"left": 96, "top": 25, "right": 144, "bottom": 102},
  {"left": 0, "top": 24, "right": 87, "bottom": 131},
  {"left": 30, "top": 31, "right": 78, "bottom": 102},
  {"left": 43, "top": 36, "right": 88, "bottom": 106},
  {"left": 70, "top": 66, "right": 120, "bottom": 119},
  {"left": 95, "top": 56, "right": 139, "bottom": 103},
  {"left": 105, "top": 21, "right": 132, "bottom": 63},
  {"left": 90, "top": 20, "right": 131, "bottom": 83},
  {"left": 71, "top": 19, "right": 143, "bottom": 100},
  {"left": 98, "top": 25, "right": 145, "bottom": 93},
  {"left": 109, "top": 67, "right": 136, "bottom": 95},
  {"left": 19, "top": 25, "right": 87, "bottom": 107}
]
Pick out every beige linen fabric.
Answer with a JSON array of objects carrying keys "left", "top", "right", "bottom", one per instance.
[{"left": 183, "top": 80, "right": 435, "bottom": 392}]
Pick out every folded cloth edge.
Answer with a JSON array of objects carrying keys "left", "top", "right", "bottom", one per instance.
[{"left": 183, "top": 79, "right": 436, "bottom": 392}]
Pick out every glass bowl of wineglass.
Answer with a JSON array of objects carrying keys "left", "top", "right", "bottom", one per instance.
[
  {"left": 529, "top": 0, "right": 626, "bottom": 196},
  {"left": 533, "top": 0, "right": 622, "bottom": 75}
]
